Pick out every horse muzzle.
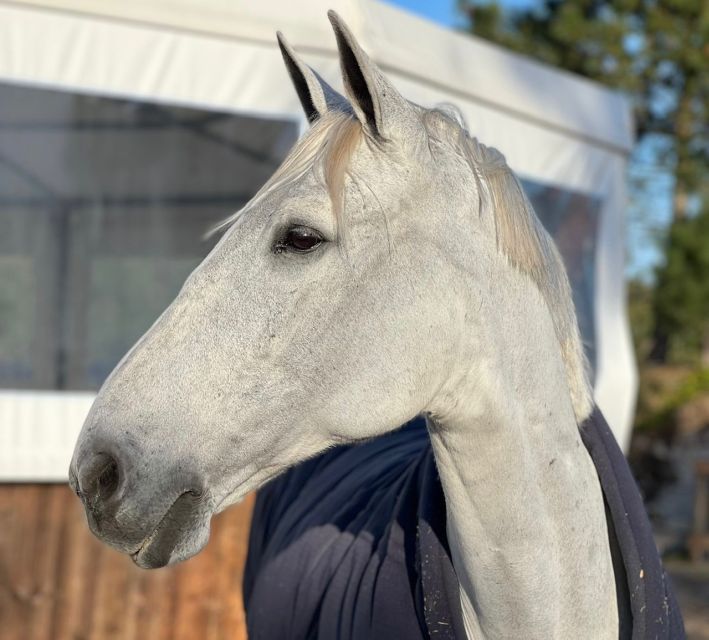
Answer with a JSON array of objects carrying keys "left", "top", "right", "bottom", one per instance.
[{"left": 69, "top": 448, "right": 213, "bottom": 568}]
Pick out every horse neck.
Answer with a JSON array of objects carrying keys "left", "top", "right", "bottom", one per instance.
[{"left": 425, "top": 265, "right": 618, "bottom": 640}]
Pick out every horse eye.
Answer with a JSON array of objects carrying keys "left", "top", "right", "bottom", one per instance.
[{"left": 275, "top": 226, "right": 324, "bottom": 254}]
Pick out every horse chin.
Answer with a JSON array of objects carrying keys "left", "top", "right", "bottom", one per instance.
[{"left": 130, "top": 490, "right": 212, "bottom": 569}]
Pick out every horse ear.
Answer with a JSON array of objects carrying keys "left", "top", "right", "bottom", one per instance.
[
  {"left": 277, "top": 32, "right": 348, "bottom": 124},
  {"left": 327, "top": 10, "right": 414, "bottom": 139}
]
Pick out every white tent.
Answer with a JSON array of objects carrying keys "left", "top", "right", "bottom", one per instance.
[{"left": 0, "top": 0, "right": 637, "bottom": 479}]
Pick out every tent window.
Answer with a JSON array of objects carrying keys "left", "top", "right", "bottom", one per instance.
[
  {"left": 0, "top": 81, "right": 601, "bottom": 392},
  {"left": 522, "top": 179, "right": 602, "bottom": 377},
  {"left": 0, "top": 82, "right": 299, "bottom": 391}
]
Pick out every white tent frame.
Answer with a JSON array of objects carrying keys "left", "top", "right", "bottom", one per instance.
[{"left": 0, "top": 0, "right": 637, "bottom": 480}]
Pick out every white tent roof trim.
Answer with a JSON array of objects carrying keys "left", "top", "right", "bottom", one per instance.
[{"left": 0, "top": 0, "right": 637, "bottom": 480}]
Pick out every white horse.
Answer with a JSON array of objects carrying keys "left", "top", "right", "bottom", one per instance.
[{"left": 71, "top": 12, "right": 672, "bottom": 639}]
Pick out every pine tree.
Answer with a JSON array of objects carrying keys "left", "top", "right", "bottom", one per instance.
[{"left": 652, "top": 203, "right": 709, "bottom": 364}]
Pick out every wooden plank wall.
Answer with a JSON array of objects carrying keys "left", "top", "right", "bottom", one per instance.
[{"left": 0, "top": 485, "right": 253, "bottom": 639}]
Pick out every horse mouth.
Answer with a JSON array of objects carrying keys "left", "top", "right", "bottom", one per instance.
[{"left": 131, "top": 489, "right": 208, "bottom": 569}]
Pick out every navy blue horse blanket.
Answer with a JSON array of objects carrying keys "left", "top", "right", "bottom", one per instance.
[{"left": 243, "top": 408, "right": 685, "bottom": 639}]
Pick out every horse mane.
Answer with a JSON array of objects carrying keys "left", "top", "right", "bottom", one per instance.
[
  {"left": 422, "top": 106, "right": 593, "bottom": 422},
  {"left": 211, "top": 111, "right": 361, "bottom": 237},
  {"left": 213, "top": 106, "right": 592, "bottom": 422}
]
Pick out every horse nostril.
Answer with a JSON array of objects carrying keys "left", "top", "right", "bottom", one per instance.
[
  {"left": 97, "top": 458, "right": 120, "bottom": 499},
  {"left": 77, "top": 452, "right": 121, "bottom": 506}
]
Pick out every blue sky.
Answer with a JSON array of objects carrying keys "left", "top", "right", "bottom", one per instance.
[
  {"left": 386, "top": 0, "right": 536, "bottom": 28},
  {"left": 385, "top": 0, "right": 461, "bottom": 27}
]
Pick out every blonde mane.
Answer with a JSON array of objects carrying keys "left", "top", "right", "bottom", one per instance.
[{"left": 423, "top": 107, "right": 593, "bottom": 421}]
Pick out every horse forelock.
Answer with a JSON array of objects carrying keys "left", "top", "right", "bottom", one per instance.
[{"left": 211, "top": 111, "right": 362, "bottom": 238}]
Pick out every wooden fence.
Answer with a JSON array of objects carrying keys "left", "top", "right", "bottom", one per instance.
[{"left": 0, "top": 484, "right": 253, "bottom": 639}]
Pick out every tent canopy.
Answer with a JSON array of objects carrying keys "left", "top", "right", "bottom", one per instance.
[{"left": 0, "top": 0, "right": 637, "bottom": 479}]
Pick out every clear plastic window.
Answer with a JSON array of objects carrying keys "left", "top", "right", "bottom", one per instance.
[
  {"left": 0, "top": 83, "right": 299, "bottom": 390},
  {"left": 523, "top": 179, "right": 602, "bottom": 376}
]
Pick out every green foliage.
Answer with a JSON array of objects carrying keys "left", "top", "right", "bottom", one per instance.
[
  {"left": 635, "top": 366, "right": 709, "bottom": 432},
  {"left": 652, "top": 203, "right": 709, "bottom": 363},
  {"left": 627, "top": 278, "right": 655, "bottom": 360}
]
